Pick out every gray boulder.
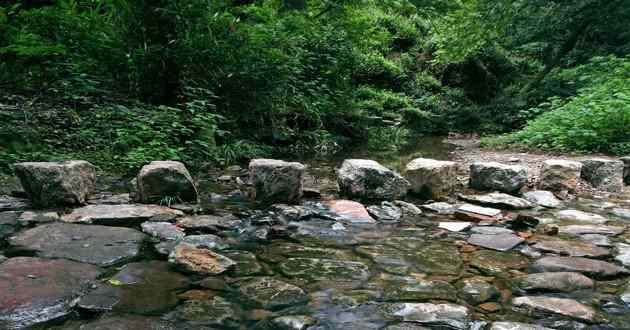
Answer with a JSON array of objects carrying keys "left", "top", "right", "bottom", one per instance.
[
  {"left": 337, "top": 159, "right": 409, "bottom": 200},
  {"left": 14, "top": 161, "right": 96, "bottom": 207},
  {"left": 135, "top": 161, "right": 198, "bottom": 203},
  {"left": 580, "top": 158, "right": 624, "bottom": 192},
  {"left": 405, "top": 158, "right": 457, "bottom": 200},
  {"left": 538, "top": 160, "right": 582, "bottom": 193},
  {"left": 469, "top": 162, "right": 527, "bottom": 193},
  {"left": 249, "top": 159, "right": 305, "bottom": 204}
]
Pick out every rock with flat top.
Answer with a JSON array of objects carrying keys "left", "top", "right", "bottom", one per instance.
[
  {"left": 531, "top": 256, "right": 628, "bottom": 279},
  {"left": 135, "top": 161, "right": 198, "bottom": 203},
  {"left": 14, "top": 161, "right": 96, "bottom": 207},
  {"left": 512, "top": 296, "right": 597, "bottom": 322},
  {"left": 532, "top": 238, "right": 610, "bottom": 258},
  {"left": 405, "top": 158, "right": 457, "bottom": 200},
  {"left": 62, "top": 204, "right": 183, "bottom": 225},
  {"left": 381, "top": 303, "right": 470, "bottom": 330},
  {"left": 249, "top": 159, "right": 305, "bottom": 204},
  {"left": 555, "top": 210, "right": 607, "bottom": 224},
  {"left": 455, "top": 204, "right": 502, "bottom": 222},
  {"left": 490, "top": 322, "right": 553, "bottom": 330},
  {"left": 337, "top": 159, "right": 409, "bottom": 200},
  {"left": 512, "top": 272, "right": 594, "bottom": 293},
  {"left": 468, "top": 233, "right": 524, "bottom": 251},
  {"left": 538, "top": 160, "right": 582, "bottom": 193},
  {"left": 459, "top": 192, "right": 532, "bottom": 210},
  {"left": 469, "top": 162, "right": 528, "bottom": 193},
  {"left": 523, "top": 191, "right": 562, "bottom": 208},
  {"left": 580, "top": 158, "right": 624, "bottom": 192}
]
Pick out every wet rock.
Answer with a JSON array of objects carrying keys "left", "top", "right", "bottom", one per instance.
[
  {"left": 383, "top": 323, "right": 430, "bottom": 330},
  {"left": 0, "top": 257, "right": 101, "bottom": 329},
  {"left": 532, "top": 238, "right": 610, "bottom": 258},
  {"left": 558, "top": 224, "right": 624, "bottom": 236},
  {"left": 579, "top": 234, "right": 611, "bottom": 247},
  {"left": 470, "top": 250, "right": 530, "bottom": 276},
  {"left": 154, "top": 234, "right": 228, "bottom": 256},
  {"left": 279, "top": 258, "right": 370, "bottom": 282},
  {"left": 469, "top": 162, "right": 528, "bottom": 194},
  {"left": 414, "top": 242, "right": 463, "bottom": 275},
  {"left": 249, "top": 159, "right": 305, "bottom": 204},
  {"left": 489, "top": 322, "right": 553, "bottom": 330},
  {"left": 455, "top": 204, "right": 501, "bottom": 222},
  {"left": 223, "top": 251, "right": 263, "bottom": 276},
  {"left": 271, "top": 315, "right": 316, "bottom": 330},
  {"left": 62, "top": 204, "right": 183, "bottom": 225},
  {"left": 512, "top": 272, "right": 594, "bottom": 293},
  {"left": 614, "top": 243, "right": 630, "bottom": 267},
  {"left": 87, "top": 193, "right": 132, "bottom": 205},
  {"left": 380, "top": 275, "right": 457, "bottom": 301},
  {"left": 622, "top": 156, "right": 630, "bottom": 185},
  {"left": 523, "top": 191, "right": 562, "bottom": 209},
  {"left": 439, "top": 222, "right": 471, "bottom": 232},
  {"left": 356, "top": 245, "right": 411, "bottom": 275},
  {"left": 0, "top": 211, "right": 18, "bottom": 239},
  {"left": 271, "top": 204, "right": 305, "bottom": 221},
  {"left": 555, "top": 210, "right": 607, "bottom": 224},
  {"left": 337, "top": 159, "right": 409, "bottom": 200},
  {"left": 404, "top": 158, "right": 457, "bottom": 200},
  {"left": 531, "top": 256, "right": 628, "bottom": 279},
  {"left": 141, "top": 222, "right": 185, "bottom": 242},
  {"left": 260, "top": 242, "right": 344, "bottom": 263},
  {"left": 0, "top": 195, "right": 30, "bottom": 212},
  {"left": 135, "top": 160, "right": 198, "bottom": 203},
  {"left": 51, "top": 315, "right": 175, "bottom": 330},
  {"left": 512, "top": 296, "right": 597, "bottom": 322},
  {"left": 468, "top": 233, "right": 524, "bottom": 251},
  {"left": 421, "top": 202, "right": 455, "bottom": 215},
  {"left": 367, "top": 202, "right": 402, "bottom": 222},
  {"left": 176, "top": 214, "right": 242, "bottom": 232},
  {"left": 470, "top": 226, "right": 513, "bottom": 235},
  {"left": 309, "top": 200, "right": 376, "bottom": 224},
  {"left": 16, "top": 210, "right": 59, "bottom": 224},
  {"left": 538, "top": 160, "right": 582, "bottom": 193},
  {"left": 239, "top": 277, "right": 308, "bottom": 310},
  {"left": 394, "top": 201, "right": 423, "bottom": 218},
  {"left": 168, "top": 243, "right": 236, "bottom": 275},
  {"left": 457, "top": 278, "right": 500, "bottom": 305},
  {"left": 581, "top": 158, "right": 624, "bottom": 192},
  {"left": 382, "top": 302, "right": 470, "bottom": 330},
  {"left": 166, "top": 296, "right": 239, "bottom": 328},
  {"left": 611, "top": 207, "right": 630, "bottom": 220},
  {"left": 459, "top": 193, "right": 533, "bottom": 210},
  {"left": 14, "top": 161, "right": 96, "bottom": 208},
  {"left": 9, "top": 222, "right": 146, "bottom": 266}
]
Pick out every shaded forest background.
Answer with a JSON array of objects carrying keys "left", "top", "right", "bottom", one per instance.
[{"left": 0, "top": 0, "right": 628, "bottom": 173}]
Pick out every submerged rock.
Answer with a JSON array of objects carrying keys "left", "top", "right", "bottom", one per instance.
[
  {"left": 512, "top": 296, "right": 597, "bottom": 322},
  {"left": 382, "top": 303, "right": 470, "bottom": 330},
  {"left": 9, "top": 222, "right": 146, "bottom": 266},
  {"left": 468, "top": 233, "right": 524, "bottom": 251},
  {"left": 62, "top": 204, "right": 183, "bottom": 225},
  {"left": 337, "top": 159, "right": 409, "bottom": 200},
  {"left": 413, "top": 242, "right": 463, "bottom": 275},
  {"left": 459, "top": 192, "right": 533, "bottom": 210},
  {"left": 523, "top": 191, "right": 562, "bottom": 209},
  {"left": 14, "top": 160, "right": 96, "bottom": 208},
  {"left": 404, "top": 158, "right": 457, "bottom": 200},
  {"left": 0, "top": 257, "right": 101, "bottom": 329},
  {"left": 580, "top": 158, "right": 624, "bottom": 192},
  {"left": 469, "top": 162, "right": 528, "bottom": 194},
  {"left": 367, "top": 202, "right": 402, "bottom": 222},
  {"left": 249, "top": 159, "right": 305, "bottom": 204},
  {"left": 135, "top": 160, "right": 198, "bottom": 203},
  {"left": 538, "top": 160, "right": 582, "bottom": 193},
  {"left": 279, "top": 258, "right": 370, "bottom": 282},
  {"left": 166, "top": 296, "right": 239, "bottom": 328},
  {"left": 238, "top": 277, "right": 308, "bottom": 310},
  {"left": 455, "top": 204, "right": 501, "bottom": 222},
  {"left": 489, "top": 322, "right": 553, "bottom": 330},
  {"left": 380, "top": 275, "right": 457, "bottom": 301},
  {"left": 470, "top": 250, "right": 530, "bottom": 276},
  {"left": 512, "top": 272, "right": 594, "bottom": 293},
  {"left": 531, "top": 256, "right": 628, "bottom": 279},
  {"left": 168, "top": 243, "right": 236, "bottom": 275},
  {"left": 532, "top": 238, "right": 610, "bottom": 258}
]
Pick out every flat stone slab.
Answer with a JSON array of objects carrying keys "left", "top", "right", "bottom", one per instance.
[
  {"left": 455, "top": 204, "right": 502, "bottom": 222},
  {"left": 9, "top": 222, "right": 146, "bottom": 266},
  {"left": 337, "top": 159, "right": 410, "bottom": 200},
  {"left": 468, "top": 233, "right": 524, "bottom": 251},
  {"left": 490, "top": 322, "right": 553, "bottom": 330},
  {"left": 512, "top": 296, "right": 597, "bottom": 322},
  {"left": 523, "top": 191, "right": 562, "bottom": 209},
  {"left": 0, "top": 257, "right": 101, "bottom": 329},
  {"left": 381, "top": 303, "right": 470, "bottom": 330},
  {"left": 459, "top": 192, "right": 533, "bottom": 210},
  {"left": 62, "top": 204, "right": 183, "bottom": 225},
  {"left": 439, "top": 222, "right": 471, "bottom": 232},
  {"left": 422, "top": 202, "right": 456, "bottom": 214},
  {"left": 512, "top": 272, "right": 594, "bottom": 293},
  {"left": 555, "top": 210, "right": 607, "bottom": 224},
  {"left": 176, "top": 214, "right": 243, "bottom": 231},
  {"left": 0, "top": 195, "right": 30, "bottom": 212},
  {"left": 558, "top": 224, "right": 625, "bottom": 236},
  {"left": 141, "top": 222, "right": 185, "bottom": 242},
  {"left": 238, "top": 277, "right": 308, "bottom": 310},
  {"left": 17, "top": 211, "right": 59, "bottom": 224},
  {"left": 531, "top": 256, "right": 628, "bottom": 279},
  {"left": 532, "top": 238, "right": 611, "bottom": 258}
]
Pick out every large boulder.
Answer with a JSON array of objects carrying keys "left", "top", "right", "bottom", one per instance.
[
  {"left": 337, "top": 159, "right": 409, "bottom": 200},
  {"left": 249, "top": 159, "right": 305, "bottom": 204},
  {"left": 469, "top": 162, "right": 527, "bottom": 193},
  {"left": 538, "top": 160, "right": 582, "bottom": 193},
  {"left": 135, "top": 161, "right": 198, "bottom": 203},
  {"left": 580, "top": 158, "right": 624, "bottom": 192},
  {"left": 404, "top": 158, "right": 457, "bottom": 200},
  {"left": 622, "top": 156, "right": 630, "bottom": 185},
  {"left": 14, "top": 161, "right": 96, "bottom": 208}
]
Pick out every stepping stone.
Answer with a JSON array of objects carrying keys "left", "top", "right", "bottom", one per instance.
[
  {"left": 523, "top": 190, "right": 562, "bottom": 208},
  {"left": 249, "top": 159, "right": 305, "bottom": 203},
  {"left": 490, "top": 322, "right": 553, "bottom": 330},
  {"left": 337, "top": 159, "right": 410, "bottom": 200},
  {"left": 0, "top": 257, "right": 101, "bottom": 329},
  {"left": 531, "top": 256, "right": 628, "bottom": 279},
  {"left": 176, "top": 214, "right": 243, "bottom": 231},
  {"left": 512, "top": 296, "right": 597, "bottom": 322},
  {"left": 455, "top": 204, "right": 502, "bottom": 222},
  {"left": 141, "top": 222, "right": 184, "bottom": 242},
  {"left": 422, "top": 202, "right": 455, "bottom": 214},
  {"left": 381, "top": 303, "right": 470, "bottom": 330},
  {"left": 532, "top": 238, "right": 610, "bottom": 258},
  {"left": 581, "top": 158, "right": 624, "bottom": 192},
  {"left": 558, "top": 224, "right": 624, "bottom": 236},
  {"left": 62, "top": 204, "right": 183, "bottom": 225},
  {"left": 155, "top": 234, "right": 229, "bottom": 256},
  {"left": 14, "top": 161, "right": 96, "bottom": 207},
  {"left": 279, "top": 258, "right": 370, "bottom": 282},
  {"left": 468, "top": 233, "right": 524, "bottom": 251},
  {"left": 512, "top": 272, "right": 594, "bottom": 293},
  {"left": 238, "top": 277, "right": 307, "bottom": 310},
  {"left": 538, "top": 160, "right": 582, "bottom": 193},
  {"left": 223, "top": 251, "right": 263, "bottom": 277},
  {"left": 412, "top": 242, "right": 463, "bottom": 276},
  {"left": 459, "top": 192, "right": 533, "bottom": 210},
  {"left": 555, "top": 210, "right": 607, "bottom": 224},
  {"left": 469, "top": 162, "right": 528, "bottom": 194},
  {"left": 9, "top": 222, "right": 146, "bottom": 266},
  {"left": 134, "top": 161, "right": 198, "bottom": 203},
  {"left": 380, "top": 275, "right": 458, "bottom": 301},
  {"left": 168, "top": 243, "right": 235, "bottom": 275},
  {"left": 439, "top": 222, "right": 471, "bottom": 232},
  {"left": 615, "top": 243, "right": 630, "bottom": 267},
  {"left": 404, "top": 158, "right": 457, "bottom": 200}
]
